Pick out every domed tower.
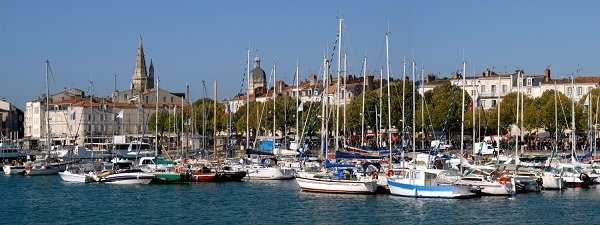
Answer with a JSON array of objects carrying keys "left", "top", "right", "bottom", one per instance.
[{"left": 248, "top": 53, "right": 267, "bottom": 96}]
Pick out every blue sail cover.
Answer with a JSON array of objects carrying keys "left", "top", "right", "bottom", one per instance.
[
  {"left": 335, "top": 151, "right": 381, "bottom": 159},
  {"left": 246, "top": 149, "right": 274, "bottom": 156},
  {"left": 325, "top": 159, "right": 355, "bottom": 168},
  {"left": 259, "top": 139, "right": 274, "bottom": 151}
]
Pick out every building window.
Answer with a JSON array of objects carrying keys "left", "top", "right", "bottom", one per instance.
[
  {"left": 491, "top": 85, "right": 496, "bottom": 96},
  {"left": 171, "top": 97, "right": 174, "bottom": 103},
  {"left": 163, "top": 97, "right": 166, "bottom": 103},
  {"left": 481, "top": 100, "right": 486, "bottom": 108},
  {"left": 124, "top": 94, "right": 128, "bottom": 100},
  {"left": 577, "top": 87, "right": 583, "bottom": 96},
  {"left": 481, "top": 85, "right": 486, "bottom": 94},
  {"left": 527, "top": 78, "right": 532, "bottom": 86},
  {"left": 502, "top": 85, "right": 507, "bottom": 94},
  {"left": 492, "top": 100, "right": 496, "bottom": 107},
  {"left": 471, "top": 90, "right": 475, "bottom": 96},
  {"left": 145, "top": 96, "right": 149, "bottom": 104},
  {"left": 527, "top": 88, "right": 532, "bottom": 94},
  {"left": 567, "top": 87, "right": 573, "bottom": 96}
]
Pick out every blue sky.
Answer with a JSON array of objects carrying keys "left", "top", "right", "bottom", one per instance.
[{"left": 2, "top": 1, "right": 599, "bottom": 108}]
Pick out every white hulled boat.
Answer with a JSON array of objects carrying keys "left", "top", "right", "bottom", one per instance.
[
  {"left": 388, "top": 169, "right": 476, "bottom": 198},
  {"left": 93, "top": 169, "right": 154, "bottom": 184},
  {"left": 295, "top": 160, "right": 377, "bottom": 194},
  {"left": 59, "top": 164, "right": 94, "bottom": 183}
]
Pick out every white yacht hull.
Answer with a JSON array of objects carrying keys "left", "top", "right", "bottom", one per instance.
[
  {"left": 3, "top": 165, "right": 25, "bottom": 175},
  {"left": 542, "top": 175, "right": 565, "bottom": 190},
  {"left": 59, "top": 171, "right": 92, "bottom": 183},
  {"left": 247, "top": 167, "right": 295, "bottom": 180},
  {"left": 26, "top": 166, "right": 61, "bottom": 176},
  {"left": 462, "top": 180, "right": 515, "bottom": 196},
  {"left": 295, "top": 176, "right": 377, "bottom": 194},
  {"left": 388, "top": 179, "right": 475, "bottom": 198},
  {"left": 101, "top": 173, "right": 154, "bottom": 184}
]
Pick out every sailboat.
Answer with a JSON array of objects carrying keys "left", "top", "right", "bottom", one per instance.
[
  {"left": 26, "top": 60, "right": 63, "bottom": 176},
  {"left": 387, "top": 45, "right": 474, "bottom": 198},
  {"left": 296, "top": 20, "right": 377, "bottom": 193}
]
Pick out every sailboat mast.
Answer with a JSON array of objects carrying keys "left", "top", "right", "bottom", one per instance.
[
  {"left": 379, "top": 67, "right": 383, "bottom": 148},
  {"left": 361, "top": 57, "right": 367, "bottom": 147},
  {"left": 273, "top": 63, "right": 276, "bottom": 138},
  {"left": 402, "top": 59, "right": 406, "bottom": 148},
  {"left": 571, "top": 78, "right": 576, "bottom": 159},
  {"left": 343, "top": 51, "right": 348, "bottom": 141},
  {"left": 554, "top": 81, "right": 558, "bottom": 156},
  {"left": 497, "top": 73, "right": 501, "bottom": 150},
  {"left": 412, "top": 60, "right": 416, "bottom": 169},
  {"left": 155, "top": 77, "right": 159, "bottom": 156},
  {"left": 45, "top": 60, "right": 50, "bottom": 163},
  {"left": 385, "top": 32, "right": 392, "bottom": 156},
  {"left": 246, "top": 48, "right": 251, "bottom": 150},
  {"left": 295, "top": 62, "right": 300, "bottom": 146},
  {"left": 181, "top": 88, "right": 185, "bottom": 162},
  {"left": 420, "top": 66, "right": 425, "bottom": 154},
  {"left": 335, "top": 17, "right": 343, "bottom": 153},
  {"left": 516, "top": 70, "right": 521, "bottom": 162},
  {"left": 472, "top": 71, "right": 477, "bottom": 157},
  {"left": 460, "top": 60, "right": 466, "bottom": 176},
  {"left": 320, "top": 56, "right": 328, "bottom": 158},
  {"left": 89, "top": 79, "right": 94, "bottom": 160},
  {"left": 213, "top": 81, "right": 218, "bottom": 161},
  {"left": 202, "top": 81, "right": 206, "bottom": 151}
]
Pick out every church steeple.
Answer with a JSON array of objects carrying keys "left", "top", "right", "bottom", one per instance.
[
  {"left": 147, "top": 59, "right": 155, "bottom": 89},
  {"left": 131, "top": 33, "right": 148, "bottom": 92}
]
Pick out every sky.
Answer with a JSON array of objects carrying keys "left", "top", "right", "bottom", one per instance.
[{"left": 2, "top": 1, "right": 600, "bottom": 109}]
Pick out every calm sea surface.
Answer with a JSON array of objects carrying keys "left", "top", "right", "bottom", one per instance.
[{"left": 1, "top": 174, "right": 599, "bottom": 225}]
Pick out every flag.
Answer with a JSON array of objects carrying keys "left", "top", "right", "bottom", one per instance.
[
  {"left": 117, "top": 110, "right": 124, "bottom": 119},
  {"left": 297, "top": 102, "right": 304, "bottom": 112},
  {"left": 71, "top": 112, "right": 76, "bottom": 120},
  {"left": 584, "top": 94, "right": 590, "bottom": 106},
  {"left": 127, "top": 143, "right": 133, "bottom": 152},
  {"left": 173, "top": 105, "right": 177, "bottom": 115}
]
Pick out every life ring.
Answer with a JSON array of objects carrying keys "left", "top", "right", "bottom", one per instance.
[
  {"left": 387, "top": 170, "right": 393, "bottom": 177},
  {"left": 498, "top": 176, "right": 510, "bottom": 184},
  {"left": 25, "top": 164, "right": 31, "bottom": 171},
  {"left": 11, "top": 160, "right": 16, "bottom": 165},
  {"left": 174, "top": 167, "right": 180, "bottom": 173}
]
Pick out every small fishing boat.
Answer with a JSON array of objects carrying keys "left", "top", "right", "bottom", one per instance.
[{"left": 295, "top": 160, "right": 377, "bottom": 194}]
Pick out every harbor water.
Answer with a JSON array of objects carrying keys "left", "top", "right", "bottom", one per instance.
[{"left": 1, "top": 174, "right": 599, "bottom": 224}]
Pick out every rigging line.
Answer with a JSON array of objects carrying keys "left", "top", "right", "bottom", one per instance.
[{"left": 434, "top": 81, "right": 460, "bottom": 153}]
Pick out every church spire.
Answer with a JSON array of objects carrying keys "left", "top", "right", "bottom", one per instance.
[
  {"left": 147, "top": 59, "right": 155, "bottom": 89},
  {"left": 131, "top": 33, "right": 148, "bottom": 92}
]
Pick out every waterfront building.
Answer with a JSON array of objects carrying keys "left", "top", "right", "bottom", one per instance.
[
  {"left": 0, "top": 99, "right": 24, "bottom": 141},
  {"left": 23, "top": 35, "right": 185, "bottom": 149}
]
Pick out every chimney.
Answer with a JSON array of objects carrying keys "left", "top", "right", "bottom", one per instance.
[
  {"left": 309, "top": 74, "right": 317, "bottom": 87},
  {"left": 544, "top": 67, "right": 551, "bottom": 82},
  {"left": 367, "top": 75, "right": 375, "bottom": 91}
]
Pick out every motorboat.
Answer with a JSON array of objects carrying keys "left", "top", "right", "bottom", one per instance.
[
  {"left": 541, "top": 166, "right": 566, "bottom": 190},
  {"left": 3, "top": 162, "right": 27, "bottom": 175},
  {"left": 59, "top": 164, "right": 94, "bottom": 183},
  {"left": 387, "top": 169, "right": 476, "bottom": 198},
  {"left": 190, "top": 166, "right": 217, "bottom": 182},
  {"left": 93, "top": 169, "right": 154, "bottom": 184}
]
